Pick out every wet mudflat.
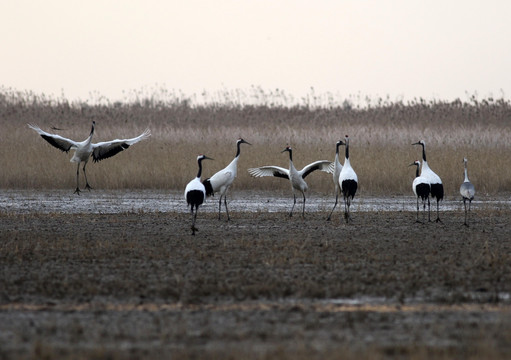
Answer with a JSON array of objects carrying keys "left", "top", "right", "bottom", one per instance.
[{"left": 0, "top": 195, "right": 510, "bottom": 359}]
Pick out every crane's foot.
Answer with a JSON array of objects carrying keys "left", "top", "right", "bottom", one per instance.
[
  {"left": 191, "top": 225, "right": 198, "bottom": 235},
  {"left": 74, "top": 188, "right": 81, "bottom": 195},
  {"left": 435, "top": 218, "right": 442, "bottom": 223},
  {"left": 85, "top": 183, "right": 93, "bottom": 191},
  {"left": 464, "top": 222, "right": 469, "bottom": 227}
]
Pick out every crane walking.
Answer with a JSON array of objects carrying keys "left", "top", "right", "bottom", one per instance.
[
  {"left": 185, "top": 154, "right": 213, "bottom": 235},
  {"left": 28, "top": 121, "right": 151, "bottom": 194},
  {"left": 248, "top": 146, "right": 333, "bottom": 217},
  {"left": 203, "top": 138, "right": 251, "bottom": 220},
  {"left": 460, "top": 158, "right": 476, "bottom": 226}
]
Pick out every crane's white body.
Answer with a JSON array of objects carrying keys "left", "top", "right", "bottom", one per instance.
[
  {"left": 326, "top": 140, "right": 344, "bottom": 220},
  {"left": 248, "top": 147, "right": 333, "bottom": 217},
  {"left": 203, "top": 138, "right": 250, "bottom": 220},
  {"left": 460, "top": 158, "right": 476, "bottom": 226},
  {"left": 28, "top": 122, "right": 150, "bottom": 194},
  {"left": 338, "top": 136, "right": 358, "bottom": 222}
]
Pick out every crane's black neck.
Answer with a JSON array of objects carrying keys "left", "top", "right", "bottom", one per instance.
[
  {"left": 345, "top": 139, "right": 350, "bottom": 160},
  {"left": 196, "top": 158, "right": 204, "bottom": 178},
  {"left": 415, "top": 164, "right": 420, "bottom": 178},
  {"left": 336, "top": 141, "right": 342, "bottom": 155},
  {"left": 287, "top": 148, "right": 293, "bottom": 162},
  {"left": 235, "top": 140, "right": 242, "bottom": 158},
  {"left": 420, "top": 143, "right": 427, "bottom": 162},
  {"left": 90, "top": 121, "right": 95, "bottom": 136}
]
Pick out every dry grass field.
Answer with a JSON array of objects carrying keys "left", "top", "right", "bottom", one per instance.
[
  {"left": 1, "top": 89, "right": 511, "bottom": 359},
  {"left": 1, "top": 88, "right": 510, "bottom": 195}
]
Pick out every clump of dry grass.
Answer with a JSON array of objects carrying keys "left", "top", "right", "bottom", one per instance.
[{"left": 1, "top": 87, "right": 510, "bottom": 195}]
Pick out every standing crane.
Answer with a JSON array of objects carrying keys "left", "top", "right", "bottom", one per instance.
[
  {"left": 248, "top": 146, "right": 333, "bottom": 217},
  {"left": 412, "top": 140, "right": 444, "bottom": 222},
  {"left": 202, "top": 138, "right": 251, "bottom": 221},
  {"left": 460, "top": 157, "right": 476, "bottom": 226},
  {"left": 338, "top": 136, "right": 358, "bottom": 222},
  {"left": 28, "top": 121, "right": 151, "bottom": 194},
  {"left": 409, "top": 160, "right": 431, "bottom": 223},
  {"left": 326, "top": 139, "right": 344, "bottom": 221},
  {"left": 185, "top": 154, "right": 213, "bottom": 235}
]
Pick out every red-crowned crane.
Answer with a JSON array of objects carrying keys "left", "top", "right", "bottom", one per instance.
[
  {"left": 460, "top": 157, "right": 476, "bottom": 226},
  {"left": 338, "top": 135, "right": 358, "bottom": 222},
  {"left": 248, "top": 146, "right": 334, "bottom": 217},
  {"left": 326, "top": 139, "right": 344, "bottom": 221},
  {"left": 185, "top": 154, "right": 213, "bottom": 235},
  {"left": 28, "top": 121, "right": 151, "bottom": 194},
  {"left": 412, "top": 140, "right": 444, "bottom": 222},
  {"left": 202, "top": 138, "right": 251, "bottom": 221},
  {"left": 409, "top": 160, "right": 431, "bottom": 223}
]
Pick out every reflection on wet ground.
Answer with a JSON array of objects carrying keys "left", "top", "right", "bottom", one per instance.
[{"left": 0, "top": 189, "right": 509, "bottom": 214}]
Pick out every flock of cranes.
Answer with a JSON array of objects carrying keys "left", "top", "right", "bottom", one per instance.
[{"left": 28, "top": 122, "right": 476, "bottom": 235}]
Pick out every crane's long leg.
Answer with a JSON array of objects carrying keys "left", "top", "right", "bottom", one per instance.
[
  {"left": 74, "top": 163, "right": 81, "bottom": 195},
  {"left": 422, "top": 198, "right": 428, "bottom": 223},
  {"left": 463, "top": 199, "right": 468, "bottom": 226},
  {"left": 416, "top": 196, "right": 420, "bottom": 222},
  {"left": 83, "top": 163, "right": 92, "bottom": 191},
  {"left": 435, "top": 199, "right": 442, "bottom": 223},
  {"left": 224, "top": 195, "right": 230, "bottom": 221},
  {"left": 301, "top": 192, "right": 306, "bottom": 218},
  {"left": 289, "top": 193, "right": 296, "bottom": 217},
  {"left": 345, "top": 196, "right": 351, "bottom": 223},
  {"left": 191, "top": 205, "right": 198, "bottom": 235},
  {"left": 427, "top": 197, "right": 431, "bottom": 222},
  {"left": 217, "top": 196, "right": 222, "bottom": 220},
  {"left": 327, "top": 192, "right": 339, "bottom": 221}
]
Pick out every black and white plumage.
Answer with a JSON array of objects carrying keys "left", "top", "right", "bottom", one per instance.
[
  {"left": 460, "top": 157, "right": 476, "bottom": 226},
  {"left": 412, "top": 140, "right": 444, "bottom": 222},
  {"left": 248, "top": 146, "right": 334, "bottom": 217},
  {"left": 338, "top": 135, "right": 358, "bottom": 222},
  {"left": 409, "top": 160, "right": 431, "bottom": 223},
  {"left": 326, "top": 140, "right": 344, "bottom": 221},
  {"left": 202, "top": 138, "right": 251, "bottom": 221},
  {"left": 185, "top": 154, "right": 213, "bottom": 235},
  {"left": 28, "top": 121, "right": 151, "bottom": 194}
]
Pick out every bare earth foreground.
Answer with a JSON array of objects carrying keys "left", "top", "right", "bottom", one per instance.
[{"left": 1, "top": 195, "right": 510, "bottom": 359}]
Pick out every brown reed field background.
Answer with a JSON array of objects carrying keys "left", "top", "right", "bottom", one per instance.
[{"left": 1, "top": 87, "right": 510, "bottom": 197}]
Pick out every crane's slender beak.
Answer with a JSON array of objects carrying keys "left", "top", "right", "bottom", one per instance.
[
  {"left": 204, "top": 156, "right": 214, "bottom": 161},
  {"left": 240, "top": 139, "right": 251, "bottom": 145},
  {"left": 411, "top": 141, "right": 420, "bottom": 146}
]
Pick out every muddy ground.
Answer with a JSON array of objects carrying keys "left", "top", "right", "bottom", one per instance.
[{"left": 0, "top": 206, "right": 510, "bottom": 359}]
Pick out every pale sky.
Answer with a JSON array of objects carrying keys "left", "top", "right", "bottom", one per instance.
[{"left": 2, "top": 0, "right": 510, "bottom": 104}]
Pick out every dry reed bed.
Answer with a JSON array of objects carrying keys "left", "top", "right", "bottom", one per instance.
[{"left": 1, "top": 90, "right": 510, "bottom": 195}]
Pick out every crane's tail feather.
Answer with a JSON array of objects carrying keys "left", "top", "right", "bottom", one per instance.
[{"left": 202, "top": 178, "right": 215, "bottom": 197}]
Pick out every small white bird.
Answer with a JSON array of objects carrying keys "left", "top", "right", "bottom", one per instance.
[
  {"left": 409, "top": 160, "right": 431, "bottom": 223},
  {"left": 28, "top": 121, "right": 151, "bottom": 194},
  {"left": 412, "top": 140, "right": 444, "bottom": 222},
  {"left": 185, "top": 154, "right": 213, "bottom": 235},
  {"left": 460, "top": 157, "right": 476, "bottom": 226},
  {"left": 326, "top": 139, "right": 344, "bottom": 221},
  {"left": 248, "top": 146, "right": 334, "bottom": 217},
  {"left": 338, "top": 135, "right": 358, "bottom": 222},
  {"left": 203, "top": 138, "right": 251, "bottom": 221}
]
